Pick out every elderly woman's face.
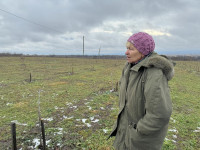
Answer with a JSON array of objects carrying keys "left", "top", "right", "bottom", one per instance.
[{"left": 125, "top": 42, "right": 144, "bottom": 63}]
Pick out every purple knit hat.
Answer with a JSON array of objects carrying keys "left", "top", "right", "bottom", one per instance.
[{"left": 127, "top": 32, "right": 155, "bottom": 55}]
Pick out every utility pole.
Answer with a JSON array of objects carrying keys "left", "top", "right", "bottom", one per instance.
[
  {"left": 83, "top": 36, "right": 84, "bottom": 56},
  {"left": 98, "top": 45, "right": 101, "bottom": 58}
]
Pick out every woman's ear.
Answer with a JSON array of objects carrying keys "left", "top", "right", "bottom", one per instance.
[{"left": 141, "top": 54, "right": 145, "bottom": 58}]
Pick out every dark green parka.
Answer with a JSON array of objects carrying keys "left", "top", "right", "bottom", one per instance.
[{"left": 109, "top": 52, "right": 174, "bottom": 150}]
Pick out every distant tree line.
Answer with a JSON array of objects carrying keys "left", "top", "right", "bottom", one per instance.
[
  {"left": 168, "top": 55, "right": 200, "bottom": 61},
  {"left": 0, "top": 52, "right": 199, "bottom": 61},
  {"left": 0, "top": 52, "right": 23, "bottom": 57}
]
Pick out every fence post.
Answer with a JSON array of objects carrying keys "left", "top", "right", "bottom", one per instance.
[
  {"left": 11, "top": 123, "right": 17, "bottom": 150},
  {"left": 30, "top": 73, "right": 32, "bottom": 82},
  {"left": 115, "top": 81, "right": 118, "bottom": 92},
  {"left": 41, "top": 120, "right": 46, "bottom": 150}
]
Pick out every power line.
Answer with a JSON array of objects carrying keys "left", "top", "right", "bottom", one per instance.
[{"left": 0, "top": 8, "right": 63, "bottom": 33}]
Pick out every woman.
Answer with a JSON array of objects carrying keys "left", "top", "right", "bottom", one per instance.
[{"left": 109, "top": 32, "right": 174, "bottom": 150}]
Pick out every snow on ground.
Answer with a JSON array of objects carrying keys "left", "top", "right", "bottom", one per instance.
[
  {"left": 63, "top": 115, "right": 74, "bottom": 119},
  {"left": 166, "top": 126, "right": 178, "bottom": 143},
  {"left": 103, "top": 129, "right": 108, "bottom": 133},
  {"left": 91, "top": 119, "right": 99, "bottom": 123},
  {"left": 87, "top": 106, "right": 92, "bottom": 110},
  {"left": 6, "top": 103, "right": 12, "bottom": 106},
  {"left": 168, "top": 128, "right": 178, "bottom": 133},
  {"left": 11, "top": 120, "right": 27, "bottom": 126},
  {"left": 66, "top": 102, "right": 73, "bottom": 106},
  {"left": 42, "top": 117, "right": 53, "bottom": 121},
  {"left": 170, "top": 117, "right": 176, "bottom": 123},
  {"left": 32, "top": 138, "right": 40, "bottom": 148},
  {"left": 55, "top": 128, "right": 63, "bottom": 135},
  {"left": 193, "top": 127, "right": 200, "bottom": 132},
  {"left": 100, "top": 107, "right": 105, "bottom": 110}
]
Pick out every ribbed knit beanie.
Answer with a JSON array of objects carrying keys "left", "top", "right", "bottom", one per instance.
[{"left": 127, "top": 32, "right": 155, "bottom": 55}]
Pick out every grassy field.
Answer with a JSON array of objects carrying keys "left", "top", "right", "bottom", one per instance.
[{"left": 0, "top": 56, "right": 199, "bottom": 150}]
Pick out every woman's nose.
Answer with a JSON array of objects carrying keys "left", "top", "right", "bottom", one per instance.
[{"left": 125, "top": 49, "right": 129, "bottom": 55}]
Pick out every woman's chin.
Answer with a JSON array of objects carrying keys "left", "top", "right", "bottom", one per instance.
[{"left": 127, "top": 59, "right": 134, "bottom": 63}]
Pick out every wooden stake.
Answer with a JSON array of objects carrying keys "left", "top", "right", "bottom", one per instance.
[
  {"left": 11, "top": 123, "right": 17, "bottom": 150},
  {"left": 41, "top": 120, "right": 46, "bottom": 150},
  {"left": 30, "top": 73, "right": 32, "bottom": 82}
]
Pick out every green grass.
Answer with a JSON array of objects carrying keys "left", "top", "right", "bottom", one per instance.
[{"left": 0, "top": 57, "right": 199, "bottom": 150}]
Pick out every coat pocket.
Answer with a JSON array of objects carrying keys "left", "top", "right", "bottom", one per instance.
[
  {"left": 126, "top": 124, "right": 153, "bottom": 149},
  {"left": 125, "top": 125, "right": 140, "bottom": 150}
]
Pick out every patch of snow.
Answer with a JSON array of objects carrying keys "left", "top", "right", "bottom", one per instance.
[
  {"left": 54, "top": 106, "right": 59, "bottom": 110},
  {"left": 11, "top": 120, "right": 27, "bottom": 126},
  {"left": 76, "top": 119, "right": 81, "bottom": 121},
  {"left": 42, "top": 117, "right": 53, "bottom": 121},
  {"left": 193, "top": 127, "right": 200, "bottom": 133},
  {"left": 63, "top": 116, "right": 73, "bottom": 119},
  {"left": 57, "top": 143, "right": 61, "bottom": 146},
  {"left": 81, "top": 119, "right": 92, "bottom": 127},
  {"left": 86, "top": 123, "right": 91, "bottom": 127},
  {"left": 6, "top": 103, "right": 13, "bottom": 106},
  {"left": 110, "top": 89, "right": 114, "bottom": 92},
  {"left": 91, "top": 119, "right": 99, "bottom": 123},
  {"left": 69, "top": 105, "right": 78, "bottom": 109},
  {"left": 165, "top": 138, "right": 169, "bottom": 141},
  {"left": 173, "top": 135, "right": 177, "bottom": 138},
  {"left": 100, "top": 107, "right": 105, "bottom": 110},
  {"left": 84, "top": 102, "right": 90, "bottom": 105},
  {"left": 103, "top": 129, "right": 108, "bottom": 133},
  {"left": 170, "top": 117, "right": 176, "bottom": 123},
  {"left": 33, "top": 138, "right": 40, "bottom": 148},
  {"left": 169, "top": 128, "right": 178, "bottom": 133},
  {"left": 46, "top": 140, "right": 51, "bottom": 145},
  {"left": 55, "top": 128, "right": 63, "bottom": 135},
  {"left": 90, "top": 116, "right": 94, "bottom": 120},
  {"left": 82, "top": 119, "right": 87, "bottom": 123},
  {"left": 66, "top": 102, "right": 73, "bottom": 106},
  {"left": 87, "top": 106, "right": 92, "bottom": 110},
  {"left": 172, "top": 140, "right": 177, "bottom": 143}
]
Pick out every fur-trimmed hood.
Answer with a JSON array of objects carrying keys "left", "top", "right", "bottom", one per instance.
[{"left": 146, "top": 54, "right": 175, "bottom": 81}]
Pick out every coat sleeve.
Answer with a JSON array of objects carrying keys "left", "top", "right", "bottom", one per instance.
[{"left": 136, "top": 68, "right": 172, "bottom": 135}]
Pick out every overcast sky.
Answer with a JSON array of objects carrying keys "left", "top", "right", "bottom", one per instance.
[{"left": 0, "top": 0, "right": 200, "bottom": 55}]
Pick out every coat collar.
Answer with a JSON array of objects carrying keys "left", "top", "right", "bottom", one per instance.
[
  {"left": 130, "top": 52, "right": 157, "bottom": 72},
  {"left": 129, "top": 52, "right": 175, "bottom": 80}
]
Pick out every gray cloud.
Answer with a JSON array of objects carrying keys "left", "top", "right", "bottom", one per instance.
[{"left": 0, "top": 0, "right": 200, "bottom": 55}]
